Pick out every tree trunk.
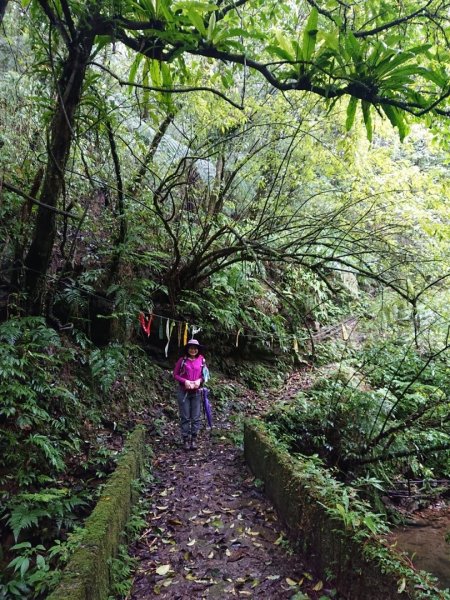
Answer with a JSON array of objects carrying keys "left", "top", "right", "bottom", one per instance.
[
  {"left": 24, "top": 31, "right": 94, "bottom": 315},
  {"left": 0, "top": 0, "right": 9, "bottom": 25},
  {"left": 130, "top": 112, "right": 174, "bottom": 197}
]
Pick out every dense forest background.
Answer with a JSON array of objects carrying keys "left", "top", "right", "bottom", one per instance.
[{"left": 0, "top": 0, "right": 449, "bottom": 597}]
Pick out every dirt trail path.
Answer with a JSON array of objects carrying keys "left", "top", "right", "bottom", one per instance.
[{"left": 129, "top": 405, "right": 334, "bottom": 599}]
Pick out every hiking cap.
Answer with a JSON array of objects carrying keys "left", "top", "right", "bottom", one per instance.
[{"left": 185, "top": 338, "right": 204, "bottom": 352}]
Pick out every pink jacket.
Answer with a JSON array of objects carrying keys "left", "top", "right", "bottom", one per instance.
[{"left": 173, "top": 355, "right": 205, "bottom": 388}]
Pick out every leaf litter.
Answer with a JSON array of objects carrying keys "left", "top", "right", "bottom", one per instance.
[{"left": 128, "top": 377, "right": 338, "bottom": 599}]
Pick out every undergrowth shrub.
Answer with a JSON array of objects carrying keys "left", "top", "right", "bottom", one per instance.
[
  {"left": 264, "top": 339, "right": 450, "bottom": 483},
  {"left": 0, "top": 317, "right": 81, "bottom": 485},
  {"left": 0, "top": 319, "right": 158, "bottom": 599}
]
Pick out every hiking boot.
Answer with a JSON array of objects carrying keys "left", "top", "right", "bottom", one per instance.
[
  {"left": 183, "top": 438, "right": 190, "bottom": 451},
  {"left": 190, "top": 437, "right": 197, "bottom": 450}
]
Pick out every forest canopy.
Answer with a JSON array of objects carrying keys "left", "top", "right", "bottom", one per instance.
[
  {"left": 0, "top": 0, "right": 449, "bottom": 319},
  {"left": 0, "top": 1, "right": 450, "bottom": 597}
]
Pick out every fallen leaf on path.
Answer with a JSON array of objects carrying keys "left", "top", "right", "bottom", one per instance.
[
  {"left": 187, "top": 539, "right": 196, "bottom": 546},
  {"left": 155, "top": 564, "right": 171, "bottom": 576},
  {"left": 286, "top": 577, "right": 297, "bottom": 586},
  {"left": 313, "top": 580, "right": 323, "bottom": 591},
  {"left": 211, "top": 518, "right": 224, "bottom": 528}
]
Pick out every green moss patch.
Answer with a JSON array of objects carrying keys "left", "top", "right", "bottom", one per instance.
[{"left": 47, "top": 426, "right": 147, "bottom": 600}]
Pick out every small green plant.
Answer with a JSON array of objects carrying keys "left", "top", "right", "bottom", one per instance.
[
  {"left": 237, "top": 362, "right": 269, "bottom": 391},
  {"left": 6, "top": 488, "right": 88, "bottom": 541},
  {"left": 89, "top": 344, "right": 128, "bottom": 393},
  {"left": 1, "top": 541, "right": 59, "bottom": 599},
  {"left": 274, "top": 532, "right": 294, "bottom": 555},
  {"left": 212, "top": 383, "right": 238, "bottom": 410},
  {"left": 107, "top": 544, "right": 138, "bottom": 599}
]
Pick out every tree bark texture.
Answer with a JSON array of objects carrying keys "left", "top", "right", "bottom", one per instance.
[
  {"left": 0, "top": 0, "right": 9, "bottom": 25},
  {"left": 24, "top": 30, "right": 94, "bottom": 314}
]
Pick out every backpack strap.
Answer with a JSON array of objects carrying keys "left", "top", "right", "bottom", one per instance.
[{"left": 179, "top": 357, "right": 187, "bottom": 376}]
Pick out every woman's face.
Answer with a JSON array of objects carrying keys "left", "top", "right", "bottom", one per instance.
[{"left": 187, "top": 345, "right": 199, "bottom": 357}]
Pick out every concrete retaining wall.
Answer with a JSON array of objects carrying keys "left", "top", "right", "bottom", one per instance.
[
  {"left": 47, "top": 425, "right": 147, "bottom": 600},
  {"left": 244, "top": 420, "right": 445, "bottom": 600}
]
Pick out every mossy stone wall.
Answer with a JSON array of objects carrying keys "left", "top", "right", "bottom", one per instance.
[
  {"left": 244, "top": 421, "right": 426, "bottom": 600},
  {"left": 47, "top": 425, "right": 147, "bottom": 600}
]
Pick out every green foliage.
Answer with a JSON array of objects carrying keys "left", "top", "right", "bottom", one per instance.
[
  {"left": 0, "top": 478, "right": 95, "bottom": 596},
  {"left": 264, "top": 338, "right": 449, "bottom": 483},
  {"left": 252, "top": 420, "right": 448, "bottom": 599},
  {"left": 359, "top": 340, "right": 448, "bottom": 396},
  {"left": 314, "top": 339, "right": 352, "bottom": 366},
  {"left": 230, "top": 361, "right": 280, "bottom": 392},
  {"left": 1, "top": 542, "right": 51, "bottom": 599},
  {"left": 0, "top": 318, "right": 81, "bottom": 483},
  {"left": 89, "top": 344, "right": 128, "bottom": 393},
  {"left": 211, "top": 383, "right": 241, "bottom": 410},
  {"left": 0, "top": 322, "right": 157, "bottom": 599},
  {"left": 107, "top": 544, "right": 138, "bottom": 599},
  {"left": 0, "top": 527, "right": 89, "bottom": 599},
  {"left": 7, "top": 488, "right": 88, "bottom": 541},
  {"left": 178, "top": 264, "right": 292, "bottom": 350}
]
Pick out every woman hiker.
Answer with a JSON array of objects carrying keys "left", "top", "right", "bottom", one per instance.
[{"left": 173, "top": 339, "right": 207, "bottom": 451}]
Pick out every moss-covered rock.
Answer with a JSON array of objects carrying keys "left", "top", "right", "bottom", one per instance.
[{"left": 47, "top": 425, "right": 147, "bottom": 600}]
